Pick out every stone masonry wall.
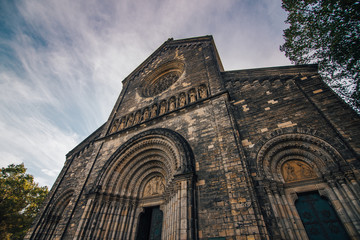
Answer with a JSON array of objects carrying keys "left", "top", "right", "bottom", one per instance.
[{"left": 26, "top": 37, "right": 360, "bottom": 240}]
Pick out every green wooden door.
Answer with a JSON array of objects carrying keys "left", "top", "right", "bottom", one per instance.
[
  {"left": 295, "top": 192, "right": 350, "bottom": 240},
  {"left": 149, "top": 206, "right": 163, "bottom": 240},
  {"left": 136, "top": 206, "right": 163, "bottom": 240}
]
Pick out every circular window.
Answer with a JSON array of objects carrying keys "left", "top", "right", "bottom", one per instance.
[{"left": 141, "top": 60, "right": 185, "bottom": 97}]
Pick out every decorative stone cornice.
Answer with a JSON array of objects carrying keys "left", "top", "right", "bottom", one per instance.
[{"left": 107, "top": 84, "right": 209, "bottom": 136}]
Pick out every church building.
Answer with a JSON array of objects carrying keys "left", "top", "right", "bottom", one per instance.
[{"left": 26, "top": 36, "right": 360, "bottom": 239}]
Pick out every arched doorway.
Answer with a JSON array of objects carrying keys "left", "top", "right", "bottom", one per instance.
[
  {"left": 74, "top": 128, "right": 197, "bottom": 240},
  {"left": 136, "top": 206, "right": 163, "bottom": 240},
  {"left": 255, "top": 133, "right": 360, "bottom": 239}
]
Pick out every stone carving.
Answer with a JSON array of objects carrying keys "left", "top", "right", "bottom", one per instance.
[
  {"left": 281, "top": 160, "right": 317, "bottom": 183},
  {"left": 151, "top": 105, "right": 158, "bottom": 118},
  {"left": 283, "top": 164, "right": 296, "bottom": 181},
  {"left": 134, "top": 111, "right": 141, "bottom": 125},
  {"left": 119, "top": 117, "right": 126, "bottom": 130},
  {"left": 126, "top": 114, "right": 134, "bottom": 128},
  {"left": 199, "top": 85, "right": 208, "bottom": 99},
  {"left": 143, "top": 176, "right": 165, "bottom": 197},
  {"left": 189, "top": 89, "right": 197, "bottom": 103},
  {"left": 74, "top": 128, "right": 195, "bottom": 239},
  {"left": 142, "top": 108, "right": 149, "bottom": 122},
  {"left": 109, "top": 84, "right": 208, "bottom": 134},
  {"left": 110, "top": 119, "right": 119, "bottom": 133},
  {"left": 160, "top": 101, "right": 167, "bottom": 115},
  {"left": 169, "top": 97, "right": 176, "bottom": 111},
  {"left": 179, "top": 93, "right": 186, "bottom": 107},
  {"left": 256, "top": 133, "right": 344, "bottom": 183}
]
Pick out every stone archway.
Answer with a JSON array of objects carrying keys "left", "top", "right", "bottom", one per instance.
[
  {"left": 74, "top": 128, "right": 196, "bottom": 240},
  {"left": 31, "top": 190, "right": 74, "bottom": 239},
  {"left": 255, "top": 133, "right": 360, "bottom": 239}
]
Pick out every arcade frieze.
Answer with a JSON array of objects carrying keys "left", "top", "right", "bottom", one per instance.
[{"left": 108, "top": 84, "right": 208, "bottom": 135}]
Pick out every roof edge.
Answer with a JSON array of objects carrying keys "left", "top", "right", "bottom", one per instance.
[
  {"left": 66, "top": 123, "right": 105, "bottom": 158},
  {"left": 122, "top": 35, "right": 220, "bottom": 84},
  {"left": 222, "top": 64, "right": 318, "bottom": 77}
]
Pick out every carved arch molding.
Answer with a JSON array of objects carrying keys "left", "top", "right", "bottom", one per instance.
[
  {"left": 255, "top": 133, "right": 360, "bottom": 239},
  {"left": 29, "top": 190, "right": 74, "bottom": 239},
  {"left": 74, "top": 128, "right": 197, "bottom": 240}
]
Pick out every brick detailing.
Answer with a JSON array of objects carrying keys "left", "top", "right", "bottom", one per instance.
[
  {"left": 313, "top": 89, "right": 323, "bottom": 94},
  {"left": 233, "top": 100, "right": 245, "bottom": 105},
  {"left": 277, "top": 121, "right": 297, "bottom": 128},
  {"left": 267, "top": 99, "right": 278, "bottom": 104}
]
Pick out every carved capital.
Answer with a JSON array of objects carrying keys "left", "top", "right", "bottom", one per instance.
[
  {"left": 324, "top": 174, "right": 337, "bottom": 187},
  {"left": 344, "top": 171, "right": 356, "bottom": 181},
  {"left": 333, "top": 171, "right": 346, "bottom": 184},
  {"left": 289, "top": 191, "right": 298, "bottom": 203},
  {"left": 270, "top": 181, "right": 280, "bottom": 193}
]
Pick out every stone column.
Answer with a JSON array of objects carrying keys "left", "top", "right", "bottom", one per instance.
[
  {"left": 102, "top": 200, "right": 117, "bottom": 239},
  {"left": 84, "top": 197, "right": 101, "bottom": 239},
  {"left": 345, "top": 171, "right": 360, "bottom": 199},
  {"left": 335, "top": 175, "right": 360, "bottom": 232},
  {"left": 125, "top": 202, "right": 137, "bottom": 240},
  {"left": 110, "top": 200, "right": 125, "bottom": 239},
  {"left": 74, "top": 198, "right": 93, "bottom": 239},
  {"left": 325, "top": 178, "right": 359, "bottom": 238},
  {"left": 266, "top": 182, "right": 289, "bottom": 239},
  {"left": 119, "top": 201, "right": 132, "bottom": 239},
  {"left": 279, "top": 188, "right": 302, "bottom": 240},
  {"left": 89, "top": 201, "right": 105, "bottom": 239},
  {"left": 271, "top": 183, "right": 296, "bottom": 240},
  {"left": 95, "top": 199, "right": 110, "bottom": 239},
  {"left": 180, "top": 180, "right": 188, "bottom": 240}
]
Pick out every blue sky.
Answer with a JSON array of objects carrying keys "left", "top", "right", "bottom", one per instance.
[{"left": 0, "top": 0, "right": 291, "bottom": 187}]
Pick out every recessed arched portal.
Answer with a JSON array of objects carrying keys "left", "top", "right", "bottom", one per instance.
[
  {"left": 74, "top": 128, "right": 196, "bottom": 240},
  {"left": 255, "top": 133, "right": 360, "bottom": 240}
]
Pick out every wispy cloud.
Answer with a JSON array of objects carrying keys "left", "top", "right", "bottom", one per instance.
[
  {"left": 0, "top": 112, "right": 79, "bottom": 186},
  {"left": 0, "top": 0, "right": 290, "bottom": 187}
]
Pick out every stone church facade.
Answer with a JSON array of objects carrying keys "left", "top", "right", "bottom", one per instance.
[{"left": 26, "top": 36, "right": 360, "bottom": 239}]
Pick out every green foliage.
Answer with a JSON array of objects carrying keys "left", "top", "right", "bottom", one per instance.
[
  {"left": 0, "top": 164, "right": 48, "bottom": 240},
  {"left": 280, "top": 0, "right": 360, "bottom": 110}
]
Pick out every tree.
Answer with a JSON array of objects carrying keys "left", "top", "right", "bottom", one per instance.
[
  {"left": 280, "top": 0, "right": 360, "bottom": 111},
  {"left": 0, "top": 164, "right": 48, "bottom": 240}
]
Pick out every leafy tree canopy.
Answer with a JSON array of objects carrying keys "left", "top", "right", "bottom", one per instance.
[
  {"left": 280, "top": 0, "right": 360, "bottom": 110},
  {"left": 0, "top": 163, "right": 48, "bottom": 240}
]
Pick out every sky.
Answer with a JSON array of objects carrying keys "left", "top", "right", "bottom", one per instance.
[{"left": 0, "top": 0, "right": 291, "bottom": 187}]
